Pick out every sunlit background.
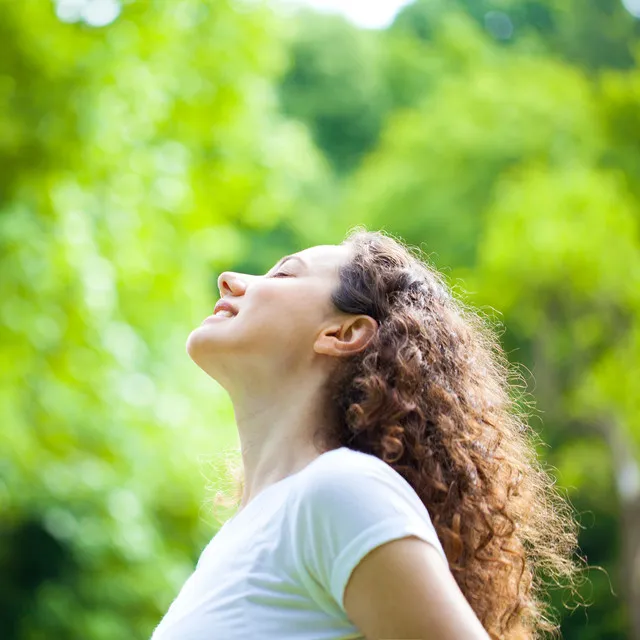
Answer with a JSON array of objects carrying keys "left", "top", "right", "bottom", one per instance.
[{"left": 2, "top": 1, "right": 640, "bottom": 638}]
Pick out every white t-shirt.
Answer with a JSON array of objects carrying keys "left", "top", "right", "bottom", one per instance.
[{"left": 151, "top": 446, "right": 448, "bottom": 640}]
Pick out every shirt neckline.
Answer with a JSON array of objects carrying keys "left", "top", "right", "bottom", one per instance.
[{"left": 220, "top": 446, "right": 346, "bottom": 527}]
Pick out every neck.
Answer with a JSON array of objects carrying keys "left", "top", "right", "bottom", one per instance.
[{"left": 227, "top": 371, "right": 336, "bottom": 511}]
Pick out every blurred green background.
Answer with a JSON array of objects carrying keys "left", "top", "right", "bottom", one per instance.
[{"left": 1, "top": 0, "right": 640, "bottom": 638}]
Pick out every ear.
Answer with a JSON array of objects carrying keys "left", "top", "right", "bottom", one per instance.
[{"left": 314, "top": 315, "right": 378, "bottom": 357}]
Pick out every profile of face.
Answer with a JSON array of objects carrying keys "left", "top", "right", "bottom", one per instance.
[{"left": 186, "top": 244, "right": 376, "bottom": 394}]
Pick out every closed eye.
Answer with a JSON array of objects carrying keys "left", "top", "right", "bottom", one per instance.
[{"left": 272, "top": 271, "right": 293, "bottom": 278}]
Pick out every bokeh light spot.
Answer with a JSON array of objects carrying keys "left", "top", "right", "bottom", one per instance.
[
  {"left": 54, "top": 0, "right": 121, "bottom": 27},
  {"left": 622, "top": 0, "right": 640, "bottom": 18}
]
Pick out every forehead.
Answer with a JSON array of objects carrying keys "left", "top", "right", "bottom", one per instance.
[{"left": 295, "top": 244, "right": 352, "bottom": 275}]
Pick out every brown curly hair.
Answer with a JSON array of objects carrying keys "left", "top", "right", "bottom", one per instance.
[
  {"left": 315, "top": 227, "right": 580, "bottom": 639},
  {"left": 210, "top": 227, "right": 581, "bottom": 639}
]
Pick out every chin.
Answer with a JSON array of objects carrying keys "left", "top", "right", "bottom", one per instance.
[
  {"left": 185, "top": 326, "right": 211, "bottom": 362},
  {"left": 185, "top": 324, "right": 234, "bottom": 366}
]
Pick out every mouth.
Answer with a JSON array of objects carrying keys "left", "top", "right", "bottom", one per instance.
[
  {"left": 202, "top": 300, "right": 239, "bottom": 324},
  {"left": 212, "top": 300, "right": 239, "bottom": 317}
]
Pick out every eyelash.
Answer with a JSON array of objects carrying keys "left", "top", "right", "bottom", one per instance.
[{"left": 272, "top": 271, "right": 292, "bottom": 278}]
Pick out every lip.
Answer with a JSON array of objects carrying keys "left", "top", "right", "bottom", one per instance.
[{"left": 212, "top": 299, "right": 239, "bottom": 317}]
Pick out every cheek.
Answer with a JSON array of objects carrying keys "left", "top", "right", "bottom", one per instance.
[
  {"left": 248, "top": 286, "right": 325, "bottom": 339},
  {"left": 248, "top": 283, "right": 299, "bottom": 316}
]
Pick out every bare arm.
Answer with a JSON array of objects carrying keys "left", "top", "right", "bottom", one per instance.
[{"left": 343, "top": 535, "right": 490, "bottom": 640}]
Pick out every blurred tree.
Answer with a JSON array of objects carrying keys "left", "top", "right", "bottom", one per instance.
[
  {"left": 338, "top": 9, "right": 640, "bottom": 637},
  {"left": 471, "top": 163, "right": 640, "bottom": 639},
  {"left": 0, "top": 1, "right": 327, "bottom": 638},
  {"left": 3, "top": 0, "right": 639, "bottom": 638},
  {"left": 393, "top": 0, "right": 640, "bottom": 71},
  {"left": 278, "top": 0, "right": 640, "bottom": 180},
  {"left": 343, "top": 16, "right": 600, "bottom": 269},
  {"left": 279, "top": 9, "right": 390, "bottom": 173},
  {"left": 598, "top": 60, "right": 640, "bottom": 198}
]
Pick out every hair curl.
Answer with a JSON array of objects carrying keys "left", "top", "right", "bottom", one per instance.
[{"left": 315, "top": 227, "right": 581, "bottom": 639}]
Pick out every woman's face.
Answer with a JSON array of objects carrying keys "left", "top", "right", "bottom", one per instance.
[{"left": 186, "top": 244, "right": 353, "bottom": 385}]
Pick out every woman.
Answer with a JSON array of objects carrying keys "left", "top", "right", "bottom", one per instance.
[{"left": 152, "top": 228, "right": 579, "bottom": 639}]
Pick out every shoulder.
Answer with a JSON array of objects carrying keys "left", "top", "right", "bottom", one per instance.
[
  {"left": 298, "top": 446, "right": 424, "bottom": 509},
  {"left": 293, "top": 446, "right": 446, "bottom": 563},
  {"left": 289, "top": 446, "right": 453, "bottom": 616}
]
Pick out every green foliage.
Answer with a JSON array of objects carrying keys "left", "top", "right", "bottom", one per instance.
[
  {"left": 344, "top": 37, "right": 600, "bottom": 268},
  {"left": 0, "top": 1, "right": 327, "bottom": 638},
  {"left": 395, "top": 0, "right": 640, "bottom": 70},
  {"left": 332, "top": 6, "right": 640, "bottom": 638},
  {"left": 3, "top": 0, "right": 640, "bottom": 638},
  {"left": 279, "top": 10, "right": 390, "bottom": 173},
  {"left": 278, "top": 0, "right": 640, "bottom": 176}
]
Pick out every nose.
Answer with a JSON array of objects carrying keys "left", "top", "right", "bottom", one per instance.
[{"left": 217, "top": 271, "right": 246, "bottom": 298}]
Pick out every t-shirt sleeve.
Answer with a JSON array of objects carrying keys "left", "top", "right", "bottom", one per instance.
[{"left": 290, "top": 459, "right": 448, "bottom": 613}]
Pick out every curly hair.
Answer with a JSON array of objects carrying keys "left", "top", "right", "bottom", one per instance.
[
  {"left": 210, "top": 227, "right": 581, "bottom": 639},
  {"left": 315, "top": 227, "right": 580, "bottom": 639}
]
